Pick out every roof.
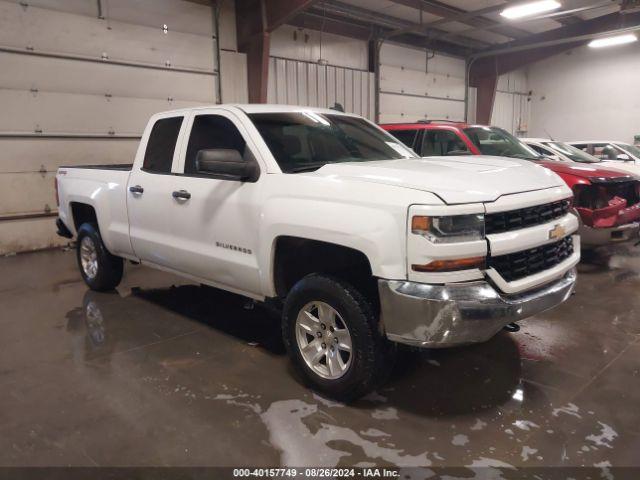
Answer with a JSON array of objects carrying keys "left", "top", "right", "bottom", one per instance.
[
  {"left": 521, "top": 138, "right": 552, "bottom": 143},
  {"left": 380, "top": 121, "right": 471, "bottom": 129},
  {"left": 569, "top": 141, "right": 633, "bottom": 145},
  {"left": 286, "top": 0, "right": 627, "bottom": 58},
  {"left": 149, "top": 104, "right": 359, "bottom": 117}
]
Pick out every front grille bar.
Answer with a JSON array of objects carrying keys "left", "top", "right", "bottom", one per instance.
[
  {"left": 488, "top": 236, "right": 574, "bottom": 282},
  {"left": 485, "top": 199, "right": 572, "bottom": 235}
]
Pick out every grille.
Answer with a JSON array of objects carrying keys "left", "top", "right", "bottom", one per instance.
[
  {"left": 485, "top": 199, "right": 572, "bottom": 235},
  {"left": 489, "top": 236, "right": 574, "bottom": 282}
]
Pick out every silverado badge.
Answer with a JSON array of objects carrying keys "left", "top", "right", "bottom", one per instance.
[{"left": 548, "top": 224, "right": 566, "bottom": 241}]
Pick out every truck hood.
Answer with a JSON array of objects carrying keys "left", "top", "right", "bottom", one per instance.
[
  {"left": 311, "top": 156, "right": 565, "bottom": 204},
  {"left": 536, "top": 159, "right": 634, "bottom": 181}
]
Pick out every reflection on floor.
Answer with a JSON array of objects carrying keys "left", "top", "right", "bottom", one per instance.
[{"left": 1, "top": 247, "right": 639, "bottom": 472}]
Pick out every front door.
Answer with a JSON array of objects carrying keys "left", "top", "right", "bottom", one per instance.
[{"left": 164, "top": 110, "right": 264, "bottom": 296}]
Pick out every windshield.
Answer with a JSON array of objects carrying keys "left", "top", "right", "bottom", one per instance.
[
  {"left": 544, "top": 141, "right": 601, "bottom": 163},
  {"left": 618, "top": 143, "right": 640, "bottom": 159},
  {"left": 248, "top": 112, "right": 417, "bottom": 173},
  {"left": 463, "top": 127, "right": 542, "bottom": 160}
]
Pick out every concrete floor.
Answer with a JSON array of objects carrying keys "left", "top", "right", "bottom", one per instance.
[{"left": 1, "top": 247, "right": 639, "bottom": 472}]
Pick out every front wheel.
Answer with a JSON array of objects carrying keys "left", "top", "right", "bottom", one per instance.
[
  {"left": 282, "top": 274, "right": 394, "bottom": 402},
  {"left": 76, "top": 223, "right": 123, "bottom": 291}
]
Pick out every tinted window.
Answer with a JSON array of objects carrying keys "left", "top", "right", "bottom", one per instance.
[
  {"left": 143, "top": 117, "right": 183, "bottom": 173},
  {"left": 528, "top": 144, "right": 551, "bottom": 156},
  {"left": 618, "top": 143, "right": 640, "bottom": 159},
  {"left": 545, "top": 142, "right": 601, "bottom": 163},
  {"left": 185, "top": 115, "right": 247, "bottom": 174},
  {"left": 421, "top": 130, "right": 469, "bottom": 156},
  {"left": 463, "top": 127, "right": 540, "bottom": 160},
  {"left": 592, "top": 144, "right": 622, "bottom": 161},
  {"left": 249, "top": 112, "right": 416, "bottom": 173},
  {"left": 389, "top": 129, "right": 418, "bottom": 149}
]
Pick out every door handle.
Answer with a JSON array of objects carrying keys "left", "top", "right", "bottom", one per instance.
[
  {"left": 172, "top": 189, "right": 191, "bottom": 200},
  {"left": 129, "top": 185, "right": 144, "bottom": 195}
]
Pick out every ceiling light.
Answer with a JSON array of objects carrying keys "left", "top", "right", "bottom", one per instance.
[
  {"left": 588, "top": 33, "right": 638, "bottom": 48},
  {"left": 500, "top": 1, "right": 561, "bottom": 19}
]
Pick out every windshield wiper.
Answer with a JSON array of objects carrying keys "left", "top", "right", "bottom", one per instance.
[{"left": 287, "top": 163, "right": 327, "bottom": 173}]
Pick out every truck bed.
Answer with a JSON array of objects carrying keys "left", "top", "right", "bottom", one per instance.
[{"left": 60, "top": 164, "right": 133, "bottom": 171}]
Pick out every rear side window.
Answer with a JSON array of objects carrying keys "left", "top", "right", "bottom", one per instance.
[
  {"left": 421, "top": 130, "right": 469, "bottom": 156},
  {"left": 143, "top": 117, "right": 183, "bottom": 173},
  {"left": 529, "top": 144, "right": 553, "bottom": 156},
  {"left": 185, "top": 115, "right": 247, "bottom": 174},
  {"left": 389, "top": 129, "right": 418, "bottom": 149}
]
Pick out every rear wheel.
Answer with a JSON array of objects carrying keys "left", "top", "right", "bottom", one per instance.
[
  {"left": 282, "top": 274, "right": 394, "bottom": 402},
  {"left": 76, "top": 223, "right": 123, "bottom": 291}
]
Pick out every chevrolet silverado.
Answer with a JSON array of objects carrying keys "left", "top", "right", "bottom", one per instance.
[{"left": 56, "top": 105, "right": 579, "bottom": 400}]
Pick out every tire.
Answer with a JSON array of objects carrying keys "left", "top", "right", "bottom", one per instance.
[
  {"left": 76, "top": 223, "right": 123, "bottom": 291},
  {"left": 282, "top": 274, "right": 394, "bottom": 402}
]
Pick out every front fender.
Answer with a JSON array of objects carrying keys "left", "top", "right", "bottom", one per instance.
[{"left": 258, "top": 198, "right": 408, "bottom": 297}]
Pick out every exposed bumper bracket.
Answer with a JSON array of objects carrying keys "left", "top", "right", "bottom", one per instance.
[
  {"left": 56, "top": 218, "right": 73, "bottom": 239},
  {"left": 379, "top": 268, "right": 576, "bottom": 348}
]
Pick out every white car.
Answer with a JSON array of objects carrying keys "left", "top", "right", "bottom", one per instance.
[
  {"left": 522, "top": 138, "right": 640, "bottom": 176},
  {"left": 55, "top": 105, "right": 579, "bottom": 400},
  {"left": 568, "top": 141, "right": 640, "bottom": 177}
]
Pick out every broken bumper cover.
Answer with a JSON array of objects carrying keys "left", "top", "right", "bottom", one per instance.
[
  {"left": 580, "top": 222, "right": 640, "bottom": 247},
  {"left": 378, "top": 268, "right": 576, "bottom": 348}
]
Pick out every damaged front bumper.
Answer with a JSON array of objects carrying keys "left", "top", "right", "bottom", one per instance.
[
  {"left": 378, "top": 269, "right": 576, "bottom": 348},
  {"left": 576, "top": 197, "right": 640, "bottom": 247}
]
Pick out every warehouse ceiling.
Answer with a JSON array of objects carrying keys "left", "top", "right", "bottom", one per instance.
[{"left": 285, "top": 0, "right": 639, "bottom": 57}]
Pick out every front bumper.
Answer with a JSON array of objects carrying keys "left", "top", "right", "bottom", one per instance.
[
  {"left": 56, "top": 218, "right": 73, "bottom": 239},
  {"left": 580, "top": 222, "right": 640, "bottom": 247},
  {"left": 378, "top": 268, "right": 576, "bottom": 348}
]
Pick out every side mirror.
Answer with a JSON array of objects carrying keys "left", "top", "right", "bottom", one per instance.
[
  {"left": 195, "top": 149, "right": 259, "bottom": 181},
  {"left": 617, "top": 153, "right": 631, "bottom": 161}
]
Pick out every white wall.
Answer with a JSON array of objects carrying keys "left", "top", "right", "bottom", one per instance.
[
  {"left": 526, "top": 42, "right": 640, "bottom": 143},
  {"left": 270, "top": 25, "right": 368, "bottom": 70},
  {"left": 491, "top": 71, "right": 531, "bottom": 135},
  {"left": 267, "top": 25, "right": 373, "bottom": 118},
  {"left": 0, "top": 0, "right": 246, "bottom": 254},
  {"left": 378, "top": 42, "right": 466, "bottom": 123}
]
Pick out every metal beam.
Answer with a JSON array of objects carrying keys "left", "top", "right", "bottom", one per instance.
[
  {"left": 386, "top": 0, "right": 531, "bottom": 39},
  {"left": 288, "top": 11, "right": 372, "bottom": 41},
  {"left": 469, "top": 10, "right": 640, "bottom": 82},
  {"left": 236, "top": 0, "right": 319, "bottom": 102},
  {"left": 313, "top": 0, "right": 489, "bottom": 50},
  {"left": 290, "top": 10, "right": 475, "bottom": 57}
]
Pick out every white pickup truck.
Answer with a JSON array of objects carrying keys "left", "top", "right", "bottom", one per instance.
[{"left": 56, "top": 105, "right": 580, "bottom": 400}]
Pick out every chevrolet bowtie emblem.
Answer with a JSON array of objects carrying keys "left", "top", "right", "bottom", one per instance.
[{"left": 548, "top": 224, "right": 566, "bottom": 240}]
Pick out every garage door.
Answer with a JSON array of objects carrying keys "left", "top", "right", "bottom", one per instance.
[
  {"left": 0, "top": 0, "right": 224, "bottom": 254},
  {"left": 378, "top": 43, "right": 466, "bottom": 124}
]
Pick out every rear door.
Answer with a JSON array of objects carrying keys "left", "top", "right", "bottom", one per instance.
[
  {"left": 387, "top": 128, "right": 420, "bottom": 152},
  {"left": 419, "top": 128, "right": 472, "bottom": 157},
  {"left": 127, "top": 113, "right": 188, "bottom": 269}
]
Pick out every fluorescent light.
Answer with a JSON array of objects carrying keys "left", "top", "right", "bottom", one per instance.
[
  {"left": 588, "top": 34, "right": 638, "bottom": 48},
  {"left": 500, "top": 1, "right": 561, "bottom": 19}
]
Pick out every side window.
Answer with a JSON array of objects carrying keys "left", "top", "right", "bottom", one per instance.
[
  {"left": 529, "top": 144, "right": 554, "bottom": 157},
  {"left": 389, "top": 129, "right": 418, "bottom": 149},
  {"left": 591, "top": 144, "right": 618, "bottom": 160},
  {"left": 421, "top": 130, "right": 469, "bottom": 157},
  {"left": 185, "top": 115, "right": 247, "bottom": 174},
  {"left": 572, "top": 144, "right": 589, "bottom": 154},
  {"left": 528, "top": 144, "right": 545, "bottom": 155},
  {"left": 143, "top": 117, "right": 183, "bottom": 173}
]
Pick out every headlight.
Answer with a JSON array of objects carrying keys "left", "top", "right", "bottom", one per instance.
[{"left": 411, "top": 214, "right": 485, "bottom": 243}]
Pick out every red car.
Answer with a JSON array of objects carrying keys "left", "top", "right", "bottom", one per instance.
[{"left": 381, "top": 121, "right": 640, "bottom": 248}]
